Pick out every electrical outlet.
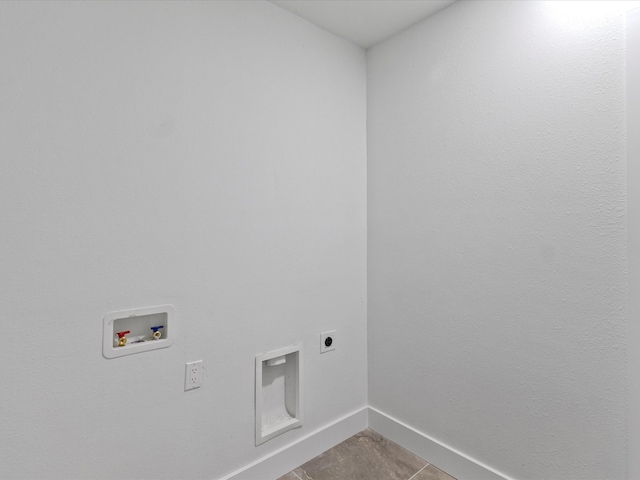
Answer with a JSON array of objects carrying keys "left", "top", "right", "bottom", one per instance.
[
  {"left": 185, "top": 360, "right": 203, "bottom": 391},
  {"left": 320, "top": 330, "right": 336, "bottom": 353}
]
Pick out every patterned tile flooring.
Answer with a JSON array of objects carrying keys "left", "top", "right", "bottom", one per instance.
[{"left": 277, "top": 429, "right": 455, "bottom": 480}]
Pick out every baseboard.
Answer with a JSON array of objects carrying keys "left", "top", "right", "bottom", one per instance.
[
  {"left": 219, "top": 406, "right": 368, "bottom": 480},
  {"left": 368, "top": 407, "right": 514, "bottom": 480},
  {"left": 219, "top": 406, "right": 512, "bottom": 480}
]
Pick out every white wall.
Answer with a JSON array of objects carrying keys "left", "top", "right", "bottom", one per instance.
[
  {"left": 367, "top": 2, "right": 627, "bottom": 479},
  {"left": 628, "top": 7, "right": 640, "bottom": 480},
  {"left": 0, "top": 1, "right": 367, "bottom": 479}
]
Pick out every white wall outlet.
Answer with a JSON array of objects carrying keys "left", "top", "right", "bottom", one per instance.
[
  {"left": 185, "top": 360, "right": 203, "bottom": 391},
  {"left": 320, "top": 330, "right": 336, "bottom": 353}
]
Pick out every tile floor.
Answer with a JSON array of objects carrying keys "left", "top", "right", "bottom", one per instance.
[{"left": 277, "top": 429, "right": 456, "bottom": 480}]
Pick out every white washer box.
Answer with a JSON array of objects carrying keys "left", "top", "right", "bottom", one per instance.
[
  {"left": 102, "top": 305, "right": 174, "bottom": 359},
  {"left": 255, "top": 344, "right": 303, "bottom": 445}
]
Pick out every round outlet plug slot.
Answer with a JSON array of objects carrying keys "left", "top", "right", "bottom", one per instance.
[{"left": 320, "top": 330, "right": 336, "bottom": 353}]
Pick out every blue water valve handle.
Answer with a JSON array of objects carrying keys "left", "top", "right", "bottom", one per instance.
[{"left": 151, "top": 325, "right": 164, "bottom": 340}]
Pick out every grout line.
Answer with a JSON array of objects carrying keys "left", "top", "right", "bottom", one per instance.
[
  {"left": 292, "top": 470, "right": 304, "bottom": 480},
  {"left": 407, "top": 463, "right": 430, "bottom": 480}
]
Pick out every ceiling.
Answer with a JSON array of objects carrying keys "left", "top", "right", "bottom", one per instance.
[{"left": 269, "top": 0, "right": 457, "bottom": 49}]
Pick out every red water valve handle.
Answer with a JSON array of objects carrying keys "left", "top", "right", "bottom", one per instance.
[{"left": 115, "top": 330, "right": 131, "bottom": 339}]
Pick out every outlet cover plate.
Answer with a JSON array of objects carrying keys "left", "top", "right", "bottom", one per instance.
[
  {"left": 185, "top": 360, "right": 203, "bottom": 391},
  {"left": 320, "top": 330, "right": 336, "bottom": 353}
]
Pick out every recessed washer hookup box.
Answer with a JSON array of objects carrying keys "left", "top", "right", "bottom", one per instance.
[{"left": 102, "top": 305, "right": 174, "bottom": 359}]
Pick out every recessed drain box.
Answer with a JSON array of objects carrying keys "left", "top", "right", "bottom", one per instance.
[{"left": 255, "top": 344, "right": 303, "bottom": 445}]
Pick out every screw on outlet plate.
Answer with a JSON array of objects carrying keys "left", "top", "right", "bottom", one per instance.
[{"left": 320, "top": 331, "right": 336, "bottom": 353}]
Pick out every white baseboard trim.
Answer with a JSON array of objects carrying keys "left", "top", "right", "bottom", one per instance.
[
  {"left": 219, "top": 406, "right": 368, "bottom": 480},
  {"left": 219, "top": 406, "right": 513, "bottom": 480},
  {"left": 368, "top": 407, "right": 514, "bottom": 480}
]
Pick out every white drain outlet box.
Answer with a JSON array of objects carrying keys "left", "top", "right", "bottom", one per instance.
[{"left": 255, "top": 344, "right": 303, "bottom": 445}]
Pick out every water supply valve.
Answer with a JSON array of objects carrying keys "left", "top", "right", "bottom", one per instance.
[
  {"left": 150, "top": 325, "right": 164, "bottom": 340},
  {"left": 115, "top": 330, "right": 131, "bottom": 347}
]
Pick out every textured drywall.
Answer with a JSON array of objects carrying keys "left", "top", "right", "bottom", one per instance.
[
  {"left": 628, "top": 7, "right": 640, "bottom": 480},
  {"left": 0, "top": 1, "right": 367, "bottom": 478},
  {"left": 367, "top": 1, "right": 627, "bottom": 479}
]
